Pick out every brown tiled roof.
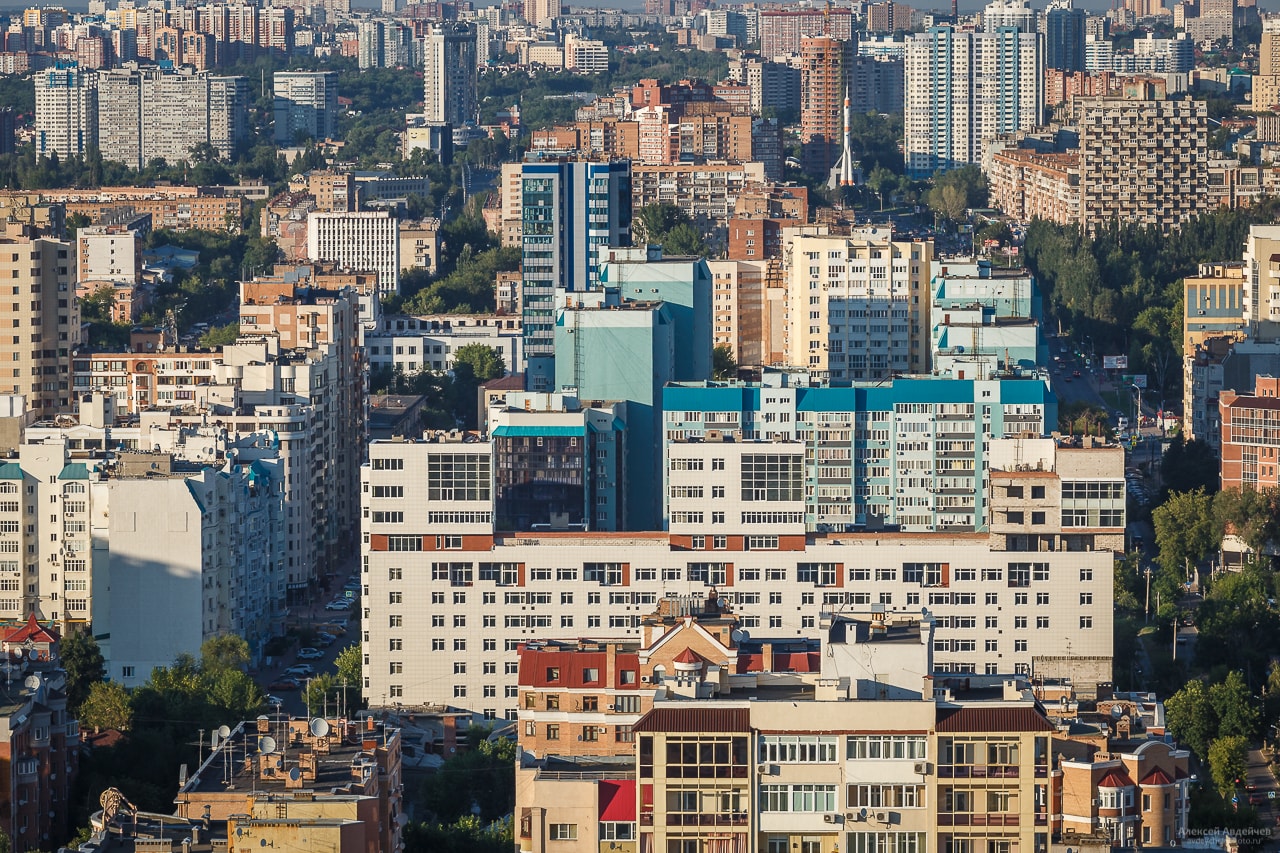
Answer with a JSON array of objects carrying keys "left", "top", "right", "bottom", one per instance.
[
  {"left": 633, "top": 706, "right": 751, "bottom": 733},
  {"left": 934, "top": 706, "right": 1055, "bottom": 733},
  {"left": 1140, "top": 768, "right": 1174, "bottom": 786}
]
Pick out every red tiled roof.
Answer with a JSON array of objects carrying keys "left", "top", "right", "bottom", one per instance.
[
  {"left": 2, "top": 614, "right": 59, "bottom": 645},
  {"left": 673, "top": 648, "right": 702, "bottom": 664},
  {"left": 633, "top": 707, "right": 750, "bottom": 733},
  {"left": 1141, "top": 768, "right": 1174, "bottom": 786},
  {"left": 934, "top": 706, "right": 1055, "bottom": 733},
  {"left": 599, "top": 780, "right": 636, "bottom": 822},
  {"left": 1099, "top": 770, "right": 1136, "bottom": 789}
]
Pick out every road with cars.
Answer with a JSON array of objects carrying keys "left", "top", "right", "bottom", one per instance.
[{"left": 253, "top": 572, "right": 362, "bottom": 720}]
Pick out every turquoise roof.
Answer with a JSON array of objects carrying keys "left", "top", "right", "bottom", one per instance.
[
  {"left": 589, "top": 417, "right": 626, "bottom": 433},
  {"left": 57, "top": 463, "right": 90, "bottom": 480},
  {"left": 0, "top": 462, "right": 21, "bottom": 480},
  {"left": 491, "top": 425, "right": 586, "bottom": 437}
]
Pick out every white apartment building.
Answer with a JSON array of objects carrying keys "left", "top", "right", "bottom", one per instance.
[
  {"left": 360, "top": 435, "right": 1115, "bottom": 718},
  {"left": 367, "top": 314, "right": 522, "bottom": 376},
  {"left": 273, "top": 71, "right": 337, "bottom": 145},
  {"left": 34, "top": 64, "right": 97, "bottom": 160},
  {"left": 307, "top": 210, "right": 400, "bottom": 295},
  {"left": 785, "top": 230, "right": 935, "bottom": 379},
  {"left": 77, "top": 217, "right": 147, "bottom": 285},
  {"left": 563, "top": 35, "right": 608, "bottom": 72},
  {"left": 96, "top": 67, "right": 249, "bottom": 170},
  {"left": 1243, "top": 224, "right": 1280, "bottom": 335},
  {"left": 904, "top": 26, "right": 1043, "bottom": 176}
]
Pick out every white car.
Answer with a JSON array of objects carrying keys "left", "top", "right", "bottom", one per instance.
[{"left": 325, "top": 600, "right": 352, "bottom": 611}]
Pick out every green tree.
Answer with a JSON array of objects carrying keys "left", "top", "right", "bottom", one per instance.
[
  {"left": 1113, "top": 555, "right": 1142, "bottom": 613},
  {"left": 201, "top": 634, "right": 250, "bottom": 675},
  {"left": 659, "top": 221, "right": 707, "bottom": 257},
  {"left": 1208, "top": 735, "right": 1249, "bottom": 799},
  {"left": 205, "top": 668, "right": 264, "bottom": 718},
  {"left": 927, "top": 166, "right": 987, "bottom": 223},
  {"left": 419, "top": 728, "right": 518, "bottom": 823},
  {"left": 452, "top": 344, "right": 505, "bottom": 383},
  {"left": 713, "top": 345, "right": 737, "bottom": 380},
  {"left": 60, "top": 630, "right": 106, "bottom": 713},
  {"left": 1210, "top": 671, "right": 1261, "bottom": 741},
  {"left": 1153, "top": 489, "right": 1219, "bottom": 583},
  {"left": 79, "top": 681, "right": 133, "bottom": 732},
  {"left": 199, "top": 323, "right": 240, "bottom": 348},
  {"left": 80, "top": 285, "right": 118, "bottom": 324},
  {"left": 1165, "top": 679, "right": 1217, "bottom": 759}
]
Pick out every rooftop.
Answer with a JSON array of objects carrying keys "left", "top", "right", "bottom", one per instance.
[{"left": 179, "top": 716, "right": 398, "bottom": 798}]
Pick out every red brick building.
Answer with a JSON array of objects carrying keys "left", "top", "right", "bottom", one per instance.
[{"left": 1219, "top": 375, "right": 1280, "bottom": 491}]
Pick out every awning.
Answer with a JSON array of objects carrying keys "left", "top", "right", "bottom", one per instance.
[{"left": 599, "top": 779, "right": 636, "bottom": 822}]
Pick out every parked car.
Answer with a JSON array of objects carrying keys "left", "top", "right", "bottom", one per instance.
[
  {"left": 325, "top": 600, "right": 352, "bottom": 611},
  {"left": 316, "top": 622, "right": 346, "bottom": 636},
  {"left": 315, "top": 632, "right": 336, "bottom": 647},
  {"left": 284, "top": 664, "right": 314, "bottom": 678},
  {"left": 296, "top": 648, "right": 323, "bottom": 661},
  {"left": 1072, "top": 370, "right": 1081, "bottom": 378},
  {"left": 263, "top": 695, "right": 284, "bottom": 707},
  {"left": 268, "top": 677, "right": 300, "bottom": 691}
]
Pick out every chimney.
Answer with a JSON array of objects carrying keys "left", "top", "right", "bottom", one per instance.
[{"left": 761, "top": 642, "right": 774, "bottom": 672}]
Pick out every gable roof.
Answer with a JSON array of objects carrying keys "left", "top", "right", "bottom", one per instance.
[
  {"left": 1098, "top": 770, "right": 1136, "bottom": 789},
  {"left": 2, "top": 613, "right": 59, "bottom": 645},
  {"left": 1140, "top": 768, "right": 1174, "bottom": 786}
]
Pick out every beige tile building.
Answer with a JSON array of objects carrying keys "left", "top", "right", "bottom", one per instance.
[
  {"left": 785, "top": 230, "right": 935, "bottom": 379},
  {"left": 0, "top": 222, "right": 80, "bottom": 414}
]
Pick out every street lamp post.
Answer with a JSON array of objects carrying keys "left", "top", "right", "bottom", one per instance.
[{"left": 1144, "top": 566, "right": 1152, "bottom": 624}]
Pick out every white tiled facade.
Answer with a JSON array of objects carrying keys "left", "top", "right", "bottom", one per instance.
[
  {"left": 360, "top": 437, "right": 1114, "bottom": 718},
  {"left": 306, "top": 210, "right": 400, "bottom": 295}
]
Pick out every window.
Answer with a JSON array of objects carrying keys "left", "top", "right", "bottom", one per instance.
[
  {"left": 1036, "top": 616, "right": 1049, "bottom": 628},
  {"left": 548, "top": 824, "right": 577, "bottom": 841},
  {"left": 1080, "top": 592, "right": 1093, "bottom": 605},
  {"left": 1080, "top": 568, "right": 1093, "bottom": 581},
  {"left": 758, "top": 735, "right": 838, "bottom": 763},
  {"left": 1080, "top": 616, "right": 1093, "bottom": 629},
  {"left": 546, "top": 724, "right": 560, "bottom": 740},
  {"left": 847, "top": 736, "right": 927, "bottom": 759},
  {"left": 758, "top": 784, "right": 837, "bottom": 812}
]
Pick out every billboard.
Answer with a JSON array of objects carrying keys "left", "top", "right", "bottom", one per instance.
[
  {"left": 1103, "top": 355, "right": 1129, "bottom": 370},
  {"left": 1122, "top": 374, "right": 1148, "bottom": 388}
]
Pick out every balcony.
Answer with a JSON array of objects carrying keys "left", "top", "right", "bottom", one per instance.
[
  {"left": 666, "top": 813, "right": 749, "bottom": 828},
  {"left": 937, "top": 765, "right": 1019, "bottom": 779},
  {"left": 936, "top": 814, "right": 1020, "bottom": 827}
]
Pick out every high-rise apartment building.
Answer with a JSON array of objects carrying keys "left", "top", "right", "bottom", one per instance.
[
  {"left": 358, "top": 20, "right": 416, "bottom": 69},
  {"left": 1075, "top": 95, "right": 1206, "bottom": 233},
  {"left": 0, "top": 223, "right": 79, "bottom": 413},
  {"left": 422, "top": 22, "right": 478, "bottom": 127},
  {"left": 1045, "top": 5, "right": 1087, "bottom": 71},
  {"left": 904, "top": 26, "right": 1043, "bottom": 176},
  {"left": 34, "top": 63, "right": 96, "bottom": 160},
  {"left": 523, "top": 0, "right": 562, "bottom": 26},
  {"left": 1220, "top": 375, "right": 1280, "bottom": 492},
  {"left": 799, "top": 36, "right": 857, "bottom": 178},
  {"left": 785, "top": 230, "right": 935, "bottom": 379},
  {"left": 306, "top": 210, "right": 400, "bottom": 295},
  {"left": 983, "top": 0, "right": 1038, "bottom": 32},
  {"left": 512, "top": 159, "right": 632, "bottom": 388},
  {"left": 1241, "top": 224, "right": 1280, "bottom": 337},
  {"left": 96, "top": 68, "right": 249, "bottom": 169},
  {"left": 729, "top": 57, "right": 802, "bottom": 119},
  {"left": 758, "top": 8, "right": 854, "bottom": 58},
  {"left": 273, "top": 71, "right": 337, "bottom": 144}
]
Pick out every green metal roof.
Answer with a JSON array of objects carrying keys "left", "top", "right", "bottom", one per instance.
[
  {"left": 57, "top": 463, "right": 90, "bottom": 480},
  {"left": 588, "top": 417, "right": 626, "bottom": 433},
  {"left": 0, "top": 462, "right": 21, "bottom": 480},
  {"left": 491, "top": 425, "right": 586, "bottom": 437}
]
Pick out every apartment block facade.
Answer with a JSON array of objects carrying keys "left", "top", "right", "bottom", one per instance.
[
  {"left": 422, "top": 22, "right": 478, "bottom": 127},
  {"left": 904, "top": 27, "right": 1043, "bottom": 176},
  {"left": 34, "top": 63, "right": 96, "bottom": 160},
  {"left": 0, "top": 223, "right": 80, "bottom": 414},
  {"left": 1219, "top": 375, "right": 1280, "bottom": 492},
  {"left": 306, "top": 210, "right": 400, "bottom": 295},
  {"left": 359, "top": 433, "right": 1114, "bottom": 716},
  {"left": 785, "top": 231, "right": 935, "bottom": 380},
  {"left": 1075, "top": 96, "right": 1207, "bottom": 234},
  {"left": 273, "top": 71, "right": 337, "bottom": 144},
  {"left": 661, "top": 379, "right": 1057, "bottom": 532}
]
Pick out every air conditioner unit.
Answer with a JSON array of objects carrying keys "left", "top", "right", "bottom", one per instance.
[
  {"left": 874, "top": 812, "right": 889, "bottom": 824},
  {"left": 606, "top": 704, "right": 615, "bottom": 711},
  {"left": 847, "top": 811, "right": 866, "bottom": 823},
  {"left": 640, "top": 675, "right": 651, "bottom": 683},
  {"left": 823, "top": 814, "right": 838, "bottom": 824},
  {"left": 914, "top": 761, "right": 931, "bottom": 775}
]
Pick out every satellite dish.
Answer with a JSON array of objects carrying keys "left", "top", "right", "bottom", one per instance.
[
  {"left": 217, "top": 725, "right": 231, "bottom": 739},
  {"left": 288, "top": 767, "right": 301, "bottom": 782},
  {"left": 23, "top": 675, "right": 40, "bottom": 690},
  {"left": 309, "top": 718, "right": 330, "bottom": 738},
  {"left": 27, "top": 649, "right": 37, "bottom": 661},
  {"left": 258, "top": 736, "right": 277, "bottom": 755}
]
